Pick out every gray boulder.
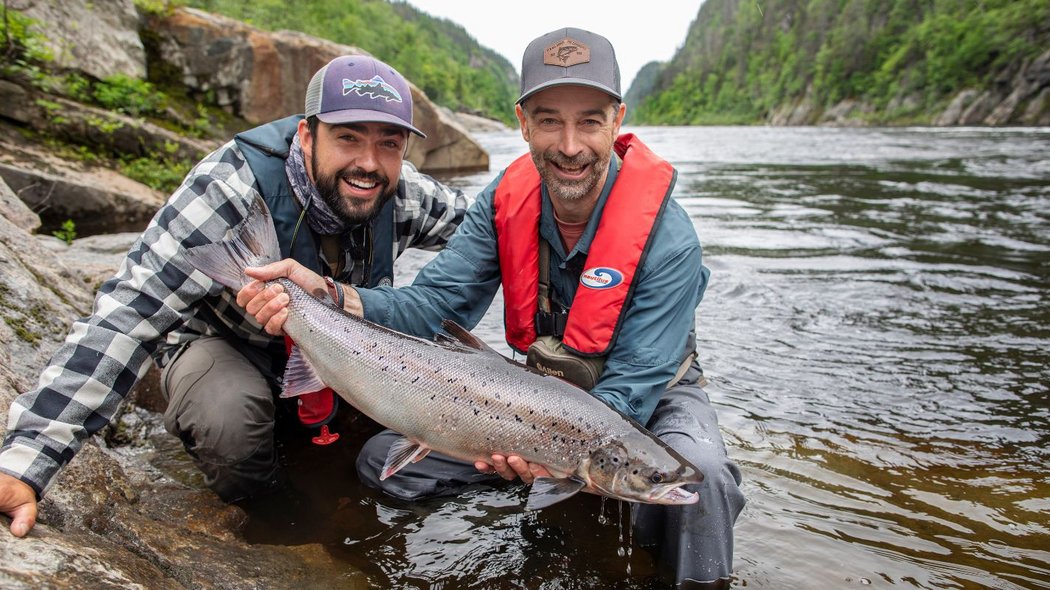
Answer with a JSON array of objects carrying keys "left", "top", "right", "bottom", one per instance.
[{"left": 21, "top": 0, "right": 146, "bottom": 81}]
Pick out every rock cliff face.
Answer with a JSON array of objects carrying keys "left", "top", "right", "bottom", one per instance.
[{"left": 145, "top": 8, "right": 488, "bottom": 172}]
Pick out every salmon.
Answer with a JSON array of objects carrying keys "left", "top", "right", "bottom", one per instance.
[{"left": 185, "top": 197, "right": 702, "bottom": 509}]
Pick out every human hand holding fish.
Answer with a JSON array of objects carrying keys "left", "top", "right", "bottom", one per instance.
[
  {"left": 239, "top": 260, "right": 363, "bottom": 334},
  {"left": 475, "top": 454, "right": 553, "bottom": 483}
]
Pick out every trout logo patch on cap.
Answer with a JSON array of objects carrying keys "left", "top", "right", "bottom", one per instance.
[
  {"left": 342, "top": 75, "right": 404, "bottom": 103},
  {"left": 544, "top": 38, "right": 590, "bottom": 67},
  {"left": 580, "top": 267, "right": 623, "bottom": 289}
]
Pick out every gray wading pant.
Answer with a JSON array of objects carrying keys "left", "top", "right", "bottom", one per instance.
[
  {"left": 355, "top": 363, "right": 746, "bottom": 584},
  {"left": 160, "top": 336, "right": 281, "bottom": 502}
]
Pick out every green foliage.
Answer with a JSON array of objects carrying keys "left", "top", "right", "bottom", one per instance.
[
  {"left": 119, "top": 156, "right": 191, "bottom": 193},
  {"left": 92, "top": 74, "right": 168, "bottom": 117},
  {"left": 52, "top": 219, "right": 77, "bottom": 245},
  {"left": 633, "top": 0, "right": 1050, "bottom": 125},
  {"left": 133, "top": 0, "right": 184, "bottom": 16},
  {"left": 1, "top": 7, "right": 51, "bottom": 67},
  {"left": 185, "top": 0, "right": 518, "bottom": 125}
]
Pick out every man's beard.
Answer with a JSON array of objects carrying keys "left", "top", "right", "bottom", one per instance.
[
  {"left": 530, "top": 146, "right": 609, "bottom": 202},
  {"left": 312, "top": 157, "right": 395, "bottom": 225}
]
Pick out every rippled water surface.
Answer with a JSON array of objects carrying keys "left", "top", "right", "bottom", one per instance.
[{"left": 236, "top": 126, "right": 1050, "bottom": 589}]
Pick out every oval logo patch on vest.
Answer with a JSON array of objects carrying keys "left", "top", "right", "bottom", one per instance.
[{"left": 580, "top": 267, "right": 624, "bottom": 289}]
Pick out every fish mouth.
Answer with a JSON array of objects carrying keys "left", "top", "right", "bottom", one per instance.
[{"left": 649, "top": 485, "right": 699, "bottom": 505}]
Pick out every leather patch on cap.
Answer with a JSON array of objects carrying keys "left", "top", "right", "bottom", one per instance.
[{"left": 544, "top": 38, "right": 590, "bottom": 67}]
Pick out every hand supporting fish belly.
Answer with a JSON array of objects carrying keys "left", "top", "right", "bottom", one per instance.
[
  {"left": 186, "top": 197, "right": 704, "bottom": 510},
  {"left": 476, "top": 454, "right": 553, "bottom": 484}
]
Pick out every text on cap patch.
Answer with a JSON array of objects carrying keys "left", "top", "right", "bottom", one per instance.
[{"left": 544, "top": 38, "right": 590, "bottom": 67}]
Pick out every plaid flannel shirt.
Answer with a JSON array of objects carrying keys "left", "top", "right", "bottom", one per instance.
[{"left": 0, "top": 139, "right": 472, "bottom": 496}]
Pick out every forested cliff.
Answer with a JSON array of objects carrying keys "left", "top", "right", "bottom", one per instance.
[{"left": 627, "top": 0, "right": 1050, "bottom": 125}]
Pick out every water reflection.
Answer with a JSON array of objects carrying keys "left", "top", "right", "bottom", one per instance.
[{"left": 227, "top": 126, "right": 1050, "bottom": 589}]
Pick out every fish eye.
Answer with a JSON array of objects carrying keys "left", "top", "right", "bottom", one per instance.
[{"left": 650, "top": 473, "right": 663, "bottom": 484}]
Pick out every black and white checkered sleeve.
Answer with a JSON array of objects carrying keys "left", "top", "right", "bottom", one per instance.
[
  {"left": 0, "top": 141, "right": 261, "bottom": 496},
  {"left": 393, "top": 161, "right": 475, "bottom": 254}
]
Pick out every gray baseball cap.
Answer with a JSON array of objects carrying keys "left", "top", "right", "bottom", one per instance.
[
  {"left": 517, "top": 27, "right": 621, "bottom": 105},
  {"left": 304, "top": 55, "right": 426, "bottom": 138}
]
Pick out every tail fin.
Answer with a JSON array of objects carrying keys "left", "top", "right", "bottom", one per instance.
[{"left": 184, "top": 196, "right": 281, "bottom": 290}]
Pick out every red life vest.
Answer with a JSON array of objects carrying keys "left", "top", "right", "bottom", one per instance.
[{"left": 494, "top": 133, "right": 676, "bottom": 356}]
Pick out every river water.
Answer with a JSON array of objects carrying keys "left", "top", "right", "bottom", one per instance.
[{"left": 234, "top": 126, "right": 1050, "bottom": 589}]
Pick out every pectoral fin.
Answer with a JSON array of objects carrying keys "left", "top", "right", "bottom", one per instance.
[
  {"left": 279, "top": 344, "right": 328, "bottom": 398},
  {"left": 380, "top": 436, "right": 432, "bottom": 480},
  {"left": 525, "top": 476, "right": 587, "bottom": 510}
]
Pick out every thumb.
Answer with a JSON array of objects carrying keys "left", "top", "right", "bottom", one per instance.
[
  {"left": 245, "top": 259, "right": 298, "bottom": 281},
  {"left": 8, "top": 501, "right": 37, "bottom": 537}
]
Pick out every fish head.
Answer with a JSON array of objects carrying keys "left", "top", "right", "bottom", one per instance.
[{"left": 583, "top": 432, "right": 704, "bottom": 505}]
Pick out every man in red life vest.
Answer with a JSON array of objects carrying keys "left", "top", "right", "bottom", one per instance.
[{"left": 241, "top": 28, "right": 745, "bottom": 589}]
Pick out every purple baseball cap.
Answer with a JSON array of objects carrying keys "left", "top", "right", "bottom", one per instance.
[{"left": 304, "top": 55, "right": 426, "bottom": 138}]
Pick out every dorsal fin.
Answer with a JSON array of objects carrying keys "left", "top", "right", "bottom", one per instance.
[{"left": 440, "top": 319, "right": 501, "bottom": 355}]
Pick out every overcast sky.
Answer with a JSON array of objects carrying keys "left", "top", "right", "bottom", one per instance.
[{"left": 402, "top": 1, "right": 703, "bottom": 92}]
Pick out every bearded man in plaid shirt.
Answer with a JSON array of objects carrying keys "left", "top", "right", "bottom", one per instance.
[{"left": 0, "top": 55, "right": 473, "bottom": 536}]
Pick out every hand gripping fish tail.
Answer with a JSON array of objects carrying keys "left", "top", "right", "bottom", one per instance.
[{"left": 185, "top": 197, "right": 704, "bottom": 510}]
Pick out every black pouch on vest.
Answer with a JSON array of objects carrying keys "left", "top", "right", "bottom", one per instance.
[{"left": 526, "top": 335, "right": 605, "bottom": 391}]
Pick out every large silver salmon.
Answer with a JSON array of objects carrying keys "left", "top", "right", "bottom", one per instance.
[{"left": 185, "top": 197, "right": 702, "bottom": 509}]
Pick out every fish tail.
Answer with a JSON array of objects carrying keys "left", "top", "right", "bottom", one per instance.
[{"left": 184, "top": 196, "right": 281, "bottom": 290}]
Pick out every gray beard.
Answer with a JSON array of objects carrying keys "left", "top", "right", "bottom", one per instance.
[{"left": 530, "top": 146, "right": 608, "bottom": 202}]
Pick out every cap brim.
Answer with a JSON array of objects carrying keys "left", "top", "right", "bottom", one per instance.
[
  {"left": 316, "top": 108, "right": 426, "bottom": 138},
  {"left": 517, "top": 78, "right": 622, "bottom": 105}
]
